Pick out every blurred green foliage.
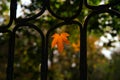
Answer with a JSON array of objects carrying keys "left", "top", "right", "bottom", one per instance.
[{"left": 0, "top": 0, "right": 120, "bottom": 80}]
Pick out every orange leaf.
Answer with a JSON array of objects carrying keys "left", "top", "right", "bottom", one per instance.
[
  {"left": 51, "top": 33, "right": 59, "bottom": 48},
  {"left": 51, "top": 32, "right": 70, "bottom": 53},
  {"left": 57, "top": 36, "right": 64, "bottom": 53},
  {"left": 60, "top": 33, "right": 70, "bottom": 44}
]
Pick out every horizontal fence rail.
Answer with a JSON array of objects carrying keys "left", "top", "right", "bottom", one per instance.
[{"left": 0, "top": 0, "right": 120, "bottom": 80}]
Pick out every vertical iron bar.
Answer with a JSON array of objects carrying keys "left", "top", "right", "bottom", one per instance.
[
  {"left": 11, "top": 0, "right": 17, "bottom": 19},
  {"left": 80, "top": 26, "right": 87, "bottom": 80},
  {"left": 41, "top": 37, "right": 48, "bottom": 80},
  {"left": 6, "top": 32, "right": 15, "bottom": 80}
]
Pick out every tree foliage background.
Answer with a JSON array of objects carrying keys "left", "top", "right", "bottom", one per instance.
[{"left": 0, "top": 0, "right": 120, "bottom": 80}]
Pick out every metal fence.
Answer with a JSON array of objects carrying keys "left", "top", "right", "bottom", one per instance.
[{"left": 0, "top": 0, "right": 120, "bottom": 80}]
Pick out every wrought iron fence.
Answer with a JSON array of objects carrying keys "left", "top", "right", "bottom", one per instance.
[{"left": 0, "top": 0, "right": 120, "bottom": 80}]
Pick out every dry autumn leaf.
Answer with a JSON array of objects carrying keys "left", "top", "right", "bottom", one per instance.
[
  {"left": 51, "top": 32, "right": 70, "bottom": 53},
  {"left": 72, "top": 40, "right": 80, "bottom": 52}
]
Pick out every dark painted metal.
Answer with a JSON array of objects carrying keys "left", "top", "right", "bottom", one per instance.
[
  {"left": 0, "top": 0, "right": 16, "bottom": 30},
  {"left": 6, "top": 31, "right": 15, "bottom": 80},
  {"left": 0, "top": 0, "right": 119, "bottom": 80},
  {"left": 12, "top": 23, "right": 45, "bottom": 80},
  {"left": 15, "top": 0, "right": 46, "bottom": 23},
  {"left": 84, "top": 0, "right": 120, "bottom": 10},
  {"left": 46, "top": 0, "right": 83, "bottom": 21},
  {"left": 46, "top": 21, "right": 83, "bottom": 80}
]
